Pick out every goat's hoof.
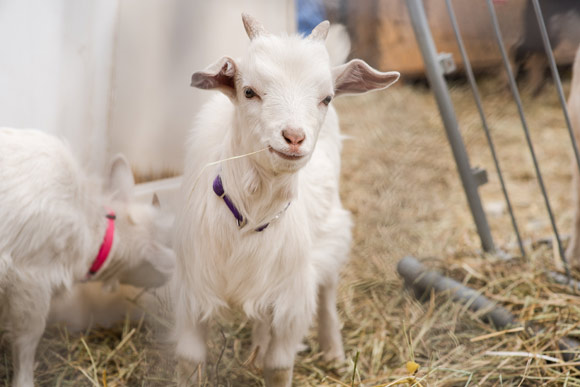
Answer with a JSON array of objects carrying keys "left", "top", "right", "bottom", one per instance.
[
  {"left": 177, "top": 358, "right": 204, "bottom": 387},
  {"left": 320, "top": 338, "right": 345, "bottom": 363},
  {"left": 296, "top": 342, "right": 309, "bottom": 353},
  {"left": 263, "top": 367, "right": 292, "bottom": 387},
  {"left": 254, "top": 352, "right": 265, "bottom": 370},
  {"left": 323, "top": 348, "right": 345, "bottom": 364},
  {"left": 247, "top": 345, "right": 265, "bottom": 370}
]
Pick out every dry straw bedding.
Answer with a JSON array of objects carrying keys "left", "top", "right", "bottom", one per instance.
[{"left": 2, "top": 75, "right": 580, "bottom": 385}]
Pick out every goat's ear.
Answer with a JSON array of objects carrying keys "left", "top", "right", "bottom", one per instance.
[
  {"left": 106, "top": 154, "right": 135, "bottom": 202},
  {"left": 191, "top": 57, "right": 237, "bottom": 99},
  {"left": 242, "top": 13, "right": 270, "bottom": 40},
  {"left": 308, "top": 20, "right": 330, "bottom": 41},
  {"left": 333, "top": 59, "right": 400, "bottom": 96}
]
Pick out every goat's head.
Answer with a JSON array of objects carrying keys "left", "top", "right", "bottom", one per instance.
[
  {"left": 191, "top": 14, "right": 399, "bottom": 174},
  {"left": 97, "top": 154, "right": 176, "bottom": 289}
]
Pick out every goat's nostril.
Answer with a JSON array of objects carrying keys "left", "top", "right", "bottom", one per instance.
[{"left": 282, "top": 129, "right": 306, "bottom": 146}]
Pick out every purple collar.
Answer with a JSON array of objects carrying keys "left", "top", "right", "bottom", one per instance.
[{"left": 213, "top": 174, "right": 289, "bottom": 232}]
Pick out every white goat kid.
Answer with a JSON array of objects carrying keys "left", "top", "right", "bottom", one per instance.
[
  {"left": 567, "top": 46, "right": 580, "bottom": 267},
  {"left": 0, "top": 128, "right": 176, "bottom": 387},
  {"left": 173, "top": 14, "right": 399, "bottom": 386}
]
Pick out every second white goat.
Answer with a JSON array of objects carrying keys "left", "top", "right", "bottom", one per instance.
[{"left": 0, "top": 128, "right": 176, "bottom": 387}]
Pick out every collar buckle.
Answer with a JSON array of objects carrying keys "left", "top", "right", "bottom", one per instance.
[{"left": 237, "top": 217, "right": 248, "bottom": 229}]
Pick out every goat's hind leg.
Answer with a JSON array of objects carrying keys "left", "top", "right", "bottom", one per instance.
[
  {"left": 315, "top": 207, "right": 350, "bottom": 363},
  {"left": 317, "top": 276, "right": 345, "bottom": 363},
  {"left": 527, "top": 52, "right": 548, "bottom": 97},
  {"left": 7, "top": 276, "right": 51, "bottom": 387},
  {"left": 567, "top": 165, "right": 580, "bottom": 268}
]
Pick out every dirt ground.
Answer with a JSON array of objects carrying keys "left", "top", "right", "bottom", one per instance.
[{"left": 3, "top": 73, "right": 579, "bottom": 386}]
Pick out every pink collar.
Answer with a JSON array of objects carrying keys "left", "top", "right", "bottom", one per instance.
[{"left": 86, "top": 209, "right": 116, "bottom": 279}]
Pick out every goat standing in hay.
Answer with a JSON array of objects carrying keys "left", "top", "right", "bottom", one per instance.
[
  {"left": 566, "top": 46, "right": 580, "bottom": 267},
  {"left": 0, "top": 128, "right": 176, "bottom": 387},
  {"left": 173, "top": 14, "right": 399, "bottom": 386}
]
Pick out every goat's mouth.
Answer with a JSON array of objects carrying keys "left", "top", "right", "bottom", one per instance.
[{"left": 268, "top": 147, "right": 305, "bottom": 161}]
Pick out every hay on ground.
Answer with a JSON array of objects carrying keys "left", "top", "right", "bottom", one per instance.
[{"left": 2, "top": 73, "right": 580, "bottom": 385}]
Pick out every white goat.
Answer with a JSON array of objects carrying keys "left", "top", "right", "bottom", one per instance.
[
  {"left": 173, "top": 14, "right": 399, "bottom": 386},
  {"left": 567, "top": 46, "right": 580, "bottom": 266},
  {"left": 0, "top": 128, "right": 176, "bottom": 387}
]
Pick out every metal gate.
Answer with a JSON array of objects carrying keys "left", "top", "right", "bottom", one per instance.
[{"left": 405, "top": 0, "right": 579, "bottom": 276}]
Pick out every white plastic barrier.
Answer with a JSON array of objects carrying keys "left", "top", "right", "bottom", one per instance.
[{"left": 0, "top": 0, "right": 295, "bottom": 180}]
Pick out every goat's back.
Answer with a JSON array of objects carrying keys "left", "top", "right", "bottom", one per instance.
[{"left": 0, "top": 128, "right": 98, "bottom": 269}]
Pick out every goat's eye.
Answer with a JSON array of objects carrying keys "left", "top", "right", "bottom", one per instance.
[
  {"left": 322, "top": 95, "right": 332, "bottom": 105},
  {"left": 244, "top": 87, "right": 257, "bottom": 99}
]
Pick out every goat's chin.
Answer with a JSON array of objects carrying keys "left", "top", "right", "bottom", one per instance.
[{"left": 269, "top": 155, "right": 310, "bottom": 174}]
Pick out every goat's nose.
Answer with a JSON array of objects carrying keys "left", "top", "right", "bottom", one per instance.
[{"left": 282, "top": 128, "right": 306, "bottom": 146}]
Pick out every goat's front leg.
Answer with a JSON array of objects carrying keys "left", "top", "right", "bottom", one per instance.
[
  {"left": 175, "top": 321, "right": 208, "bottom": 387},
  {"left": 263, "top": 293, "right": 315, "bottom": 387},
  {"left": 262, "top": 325, "right": 303, "bottom": 387},
  {"left": 251, "top": 318, "right": 270, "bottom": 369},
  {"left": 174, "top": 297, "right": 208, "bottom": 387},
  {"left": 318, "top": 276, "right": 345, "bottom": 363},
  {"left": 8, "top": 278, "right": 51, "bottom": 387}
]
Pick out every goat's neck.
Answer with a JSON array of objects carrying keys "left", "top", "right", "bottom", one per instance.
[
  {"left": 220, "top": 127, "right": 298, "bottom": 227},
  {"left": 70, "top": 182, "right": 116, "bottom": 282},
  {"left": 89, "top": 204, "right": 123, "bottom": 285}
]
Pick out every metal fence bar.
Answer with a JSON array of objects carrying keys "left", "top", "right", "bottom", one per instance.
[
  {"left": 444, "top": 0, "right": 525, "bottom": 258},
  {"left": 531, "top": 0, "right": 580, "bottom": 174},
  {"left": 405, "top": 0, "right": 495, "bottom": 253},
  {"left": 484, "top": 0, "right": 570, "bottom": 276}
]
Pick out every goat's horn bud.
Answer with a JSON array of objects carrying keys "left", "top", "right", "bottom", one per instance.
[
  {"left": 242, "top": 13, "right": 270, "bottom": 40},
  {"left": 308, "top": 20, "right": 330, "bottom": 41}
]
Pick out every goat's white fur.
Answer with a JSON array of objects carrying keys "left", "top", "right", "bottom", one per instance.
[
  {"left": 0, "top": 128, "right": 176, "bottom": 387},
  {"left": 173, "top": 14, "right": 399, "bottom": 386},
  {"left": 566, "top": 46, "right": 580, "bottom": 267}
]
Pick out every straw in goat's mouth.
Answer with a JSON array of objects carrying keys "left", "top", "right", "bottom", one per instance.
[{"left": 188, "top": 147, "right": 270, "bottom": 201}]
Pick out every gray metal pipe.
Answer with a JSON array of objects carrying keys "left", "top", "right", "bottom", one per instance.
[
  {"left": 397, "top": 256, "right": 514, "bottom": 327},
  {"left": 397, "top": 256, "right": 580, "bottom": 363},
  {"left": 405, "top": 0, "right": 495, "bottom": 253}
]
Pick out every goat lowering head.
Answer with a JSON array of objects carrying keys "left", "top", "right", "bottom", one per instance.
[
  {"left": 191, "top": 13, "right": 400, "bottom": 174},
  {"left": 97, "top": 154, "right": 176, "bottom": 289}
]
